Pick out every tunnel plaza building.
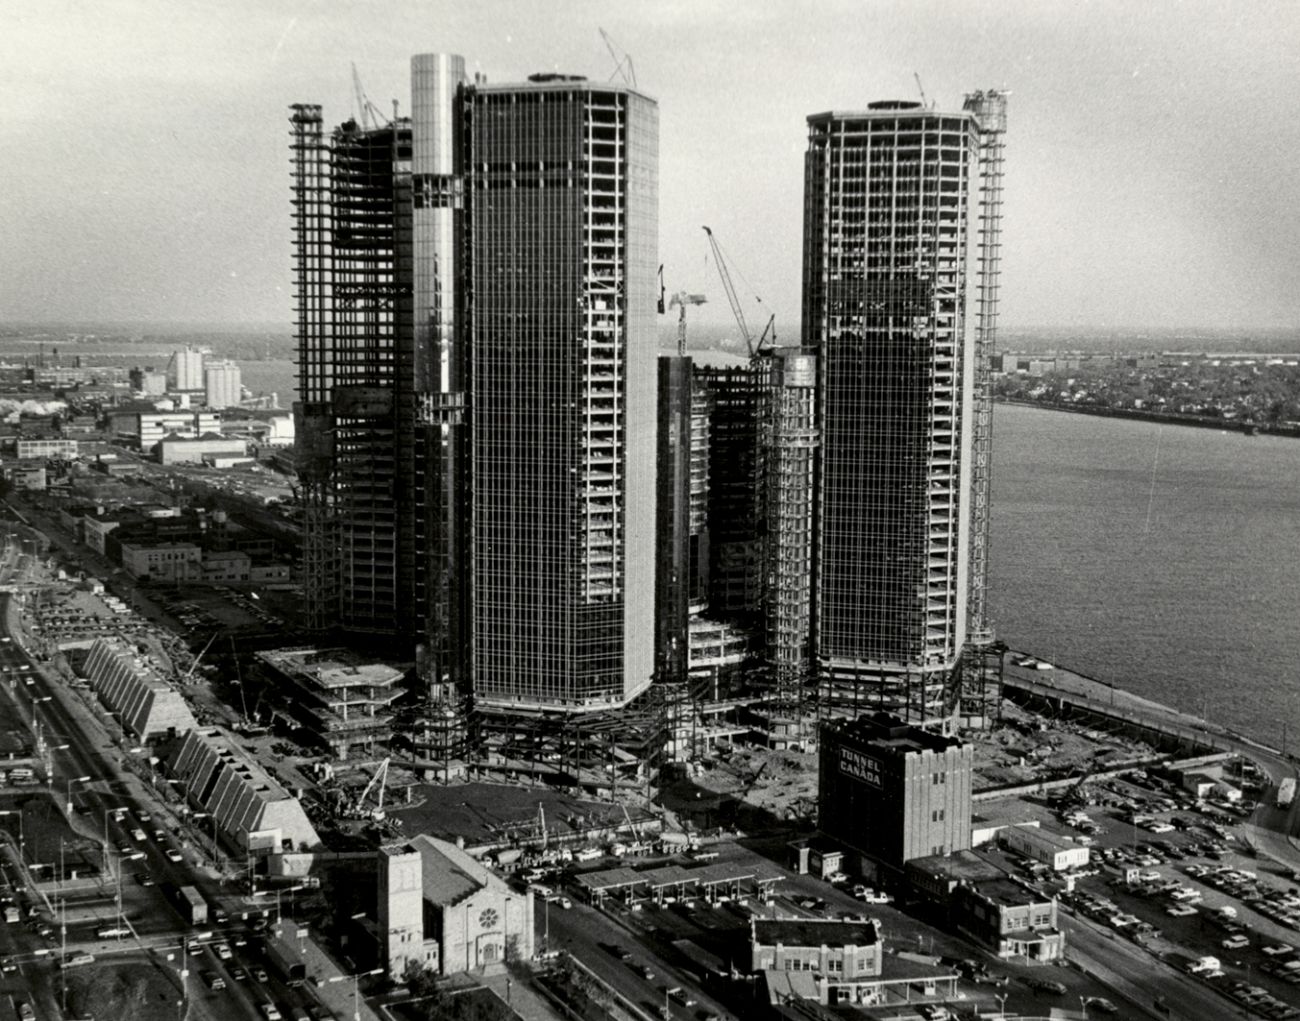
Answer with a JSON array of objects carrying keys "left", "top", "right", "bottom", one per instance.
[{"left": 575, "top": 860, "right": 787, "bottom": 907}]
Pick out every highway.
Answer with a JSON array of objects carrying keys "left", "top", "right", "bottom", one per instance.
[
  {"left": 1061, "top": 909, "right": 1230, "bottom": 1021},
  {"left": 0, "top": 533, "right": 329, "bottom": 1020}
]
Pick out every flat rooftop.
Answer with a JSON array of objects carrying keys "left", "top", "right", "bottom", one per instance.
[
  {"left": 970, "top": 877, "right": 1051, "bottom": 908},
  {"left": 1007, "top": 823, "right": 1081, "bottom": 850},
  {"left": 909, "top": 849, "right": 1005, "bottom": 884},
  {"left": 753, "top": 918, "right": 879, "bottom": 947},
  {"left": 824, "top": 711, "right": 970, "bottom": 756},
  {"left": 257, "top": 647, "right": 405, "bottom": 690}
]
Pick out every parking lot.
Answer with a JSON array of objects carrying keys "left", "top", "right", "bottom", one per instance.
[
  {"left": 993, "top": 763, "right": 1300, "bottom": 1019},
  {"left": 524, "top": 840, "right": 1133, "bottom": 1020}
]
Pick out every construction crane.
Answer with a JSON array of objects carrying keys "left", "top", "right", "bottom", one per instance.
[
  {"left": 702, "top": 226, "right": 776, "bottom": 357},
  {"left": 353, "top": 758, "right": 390, "bottom": 820},
  {"left": 598, "top": 28, "right": 636, "bottom": 88},
  {"left": 228, "top": 634, "right": 252, "bottom": 726},
  {"left": 351, "top": 63, "right": 390, "bottom": 130},
  {"left": 914, "top": 72, "right": 931, "bottom": 110},
  {"left": 668, "top": 291, "right": 707, "bottom": 355},
  {"left": 182, "top": 630, "right": 220, "bottom": 684}
]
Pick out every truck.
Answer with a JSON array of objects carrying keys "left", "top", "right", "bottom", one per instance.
[
  {"left": 265, "top": 935, "right": 307, "bottom": 987},
  {"left": 1277, "top": 778, "right": 1296, "bottom": 809},
  {"left": 161, "top": 883, "right": 209, "bottom": 926}
]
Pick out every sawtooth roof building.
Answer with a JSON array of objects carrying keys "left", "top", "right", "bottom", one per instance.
[
  {"left": 169, "top": 727, "right": 321, "bottom": 854},
  {"left": 81, "top": 637, "right": 198, "bottom": 740}
]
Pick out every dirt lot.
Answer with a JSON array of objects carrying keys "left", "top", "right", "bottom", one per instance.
[
  {"left": 687, "top": 699, "right": 1158, "bottom": 824},
  {"left": 388, "top": 782, "right": 657, "bottom": 850},
  {"left": 65, "top": 959, "right": 183, "bottom": 1021}
]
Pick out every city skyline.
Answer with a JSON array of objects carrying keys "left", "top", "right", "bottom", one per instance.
[{"left": 4, "top": 0, "right": 1299, "bottom": 331}]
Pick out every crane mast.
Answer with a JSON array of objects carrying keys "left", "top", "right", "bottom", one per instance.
[{"left": 668, "top": 291, "right": 708, "bottom": 356}]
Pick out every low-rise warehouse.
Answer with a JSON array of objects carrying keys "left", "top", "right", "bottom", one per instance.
[
  {"left": 168, "top": 728, "right": 321, "bottom": 854},
  {"left": 1000, "top": 823, "right": 1090, "bottom": 871},
  {"left": 81, "top": 638, "right": 197, "bottom": 740}
]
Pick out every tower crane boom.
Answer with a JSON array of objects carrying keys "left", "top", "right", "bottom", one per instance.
[
  {"left": 599, "top": 28, "right": 636, "bottom": 88},
  {"left": 702, "top": 226, "right": 775, "bottom": 357},
  {"left": 351, "top": 63, "right": 389, "bottom": 130}
]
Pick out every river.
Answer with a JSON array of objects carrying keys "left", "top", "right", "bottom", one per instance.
[{"left": 989, "top": 403, "right": 1300, "bottom": 749}]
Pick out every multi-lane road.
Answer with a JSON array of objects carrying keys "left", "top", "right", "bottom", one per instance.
[{"left": 0, "top": 576, "right": 348, "bottom": 1021}]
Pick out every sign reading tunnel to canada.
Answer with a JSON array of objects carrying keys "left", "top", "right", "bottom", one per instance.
[{"left": 839, "top": 747, "right": 881, "bottom": 788}]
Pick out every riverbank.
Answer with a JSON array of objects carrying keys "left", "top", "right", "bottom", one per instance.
[
  {"left": 1004, "top": 649, "right": 1300, "bottom": 862},
  {"left": 1004, "top": 648, "right": 1293, "bottom": 761},
  {"left": 996, "top": 397, "right": 1300, "bottom": 438}
]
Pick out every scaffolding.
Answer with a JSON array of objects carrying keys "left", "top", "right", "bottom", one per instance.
[
  {"left": 393, "top": 683, "right": 473, "bottom": 784},
  {"left": 962, "top": 89, "right": 1007, "bottom": 648},
  {"left": 471, "top": 689, "right": 667, "bottom": 803},
  {"left": 756, "top": 349, "right": 818, "bottom": 743},
  {"left": 328, "top": 118, "right": 411, "bottom": 635},
  {"left": 960, "top": 90, "right": 1008, "bottom": 722}
]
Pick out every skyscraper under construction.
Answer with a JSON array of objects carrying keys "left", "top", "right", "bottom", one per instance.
[
  {"left": 803, "top": 93, "right": 1007, "bottom": 731},
  {"left": 290, "top": 56, "right": 659, "bottom": 710},
  {"left": 466, "top": 74, "right": 659, "bottom": 709}
]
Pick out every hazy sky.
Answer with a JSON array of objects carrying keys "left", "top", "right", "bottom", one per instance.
[{"left": 4, "top": 0, "right": 1298, "bottom": 331}]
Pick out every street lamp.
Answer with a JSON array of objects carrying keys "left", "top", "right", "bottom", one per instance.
[
  {"left": 66, "top": 774, "right": 90, "bottom": 813},
  {"left": 191, "top": 811, "right": 220, "bottom": 863},
  {"left": 43, "top": 742, "right": 70, "bottom": 791},
  {"left": 325, "top": 967, "right": 383, "bottom": 1021},
  {"left": 995, "top": 992, "right": 1008, "bottom": 1020}
]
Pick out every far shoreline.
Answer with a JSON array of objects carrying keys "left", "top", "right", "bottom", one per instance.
[{"left": 996, "top": 397, "right": 1300, "bottom": 439}]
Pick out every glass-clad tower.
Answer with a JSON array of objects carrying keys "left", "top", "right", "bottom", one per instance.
[
  {"left": 465, "top": 76, "right": 659, "bottom": 709},
  {"left": 803, "top": 97, "right": 1005, "bottom": 730}
]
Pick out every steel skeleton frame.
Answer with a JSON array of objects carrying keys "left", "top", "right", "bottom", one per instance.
[{"left": 958, "top": 90, "right": 1008, "bottom": 722}]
